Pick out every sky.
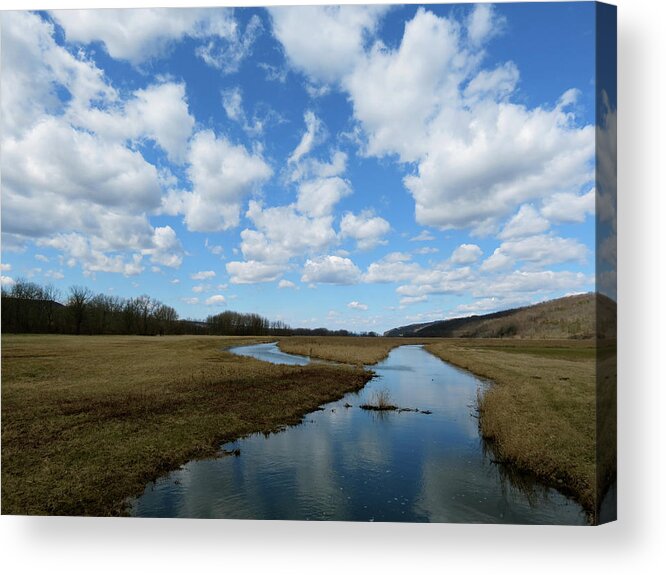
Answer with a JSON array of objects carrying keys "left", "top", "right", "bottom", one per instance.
[{"left": 0, "top": 2, "right": 610, "bottom": 333}]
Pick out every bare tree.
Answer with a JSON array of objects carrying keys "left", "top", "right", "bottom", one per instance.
[{"left": 68, "top": 286, "right": 92, "bottom": 335}]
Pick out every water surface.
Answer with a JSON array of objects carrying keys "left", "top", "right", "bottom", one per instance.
[{"left": 130, "top": 343, "right": 586, "bottom": 524}]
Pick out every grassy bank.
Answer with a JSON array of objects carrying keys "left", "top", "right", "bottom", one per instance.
[
  {"left": 424, "top": 339, "right": 602, "bottom": 514},
  {"left": 277, "top": 336, "right": 414, "bottom": 365},
  {"left": 1, "top": 334, "right": 372, "bottom": 516}
]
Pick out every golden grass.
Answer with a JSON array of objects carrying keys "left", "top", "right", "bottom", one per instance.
[
  {"left": 1, "top": 334, "right": 372, "bottom": 516},
  {"left": 424, "top": 338, "right": 604, "bottom": 514},
  {"left": 277, "top": 336, "right": 412, "bottom": 365}
]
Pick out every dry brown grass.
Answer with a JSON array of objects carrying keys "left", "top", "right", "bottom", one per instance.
[
  {"left": 277, "top": 336, "right": 412, "bottom": 365},
  {"left": 1, "top": 334, "right": 372, "bottom": 516},
  {"left": 425, "top": 338, "right": 603, "bottom": 513}
]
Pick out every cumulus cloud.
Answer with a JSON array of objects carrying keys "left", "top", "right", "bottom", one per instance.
[
  {"left": 52, "top": 8, "right": 259, "bottom": 71},
  {"left": 272, "top": 7, "right": 594, "bottom": 233},
  {"left": 450, "top": 244, "right": 483, "bottom": 265},
  {"left": 205, "top": 294, "right": 227, "bottom": 306},
  {"left": 410, "top": 230, "right": 435, "bottom": 242},
  {"left": 226, "top": 260, "right": 285, "bottom": 284},
  {"left": 144, "top": 226, "right": 184, "bottom": 268},
  {"left": 541, "top": 189, "right": 595, "bottom": 223},
  {"left": 339, "top": 211, "right": 390, "bottom": 250},
  {"left": 166, "top": 131, "right": 272, "bottom": 232},
  {"left": 278, "top": 279, "right": 297, "bottom": 289},
  {"left": 191, "top": 270, "right": 216, "bottom": 280},
  {"left": 347, "top": 301, "right": 368, "bottom": 311},
  {"left": 297, "top": 177, "right": 352, "bottom": 218},
  {"left": 269, "top": 5, "right": 388, "bottom": 85},
  {"left": 466, "top": 3, "right": 505, "bottom": 46},
  {"left": 301, "top": 255, "right": 362, "bottom": 285},
  {"left": 490, "top": 234, "right": 588, "bottom": 269},
  {"left": 364, "top": 253, "right": 422, "bottom": 284},
  {"left": 239, "top": 200, "right": 337, "bottom": 263},
  {"left": 498, "top": 205, "right": 550, "bottom": 239},
  {"left": 72, "top": 82, "right": 195, "bottom": 164},
  {"left": 1, "top": 12, "right": 190, "bottom": 276}
]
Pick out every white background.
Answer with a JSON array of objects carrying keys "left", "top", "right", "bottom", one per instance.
[{"left": 1, "top": 1, "right": 663, "bottom": 573}]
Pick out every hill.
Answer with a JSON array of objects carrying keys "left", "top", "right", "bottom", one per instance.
[{"left": 384, "top": 293, "right": 616, "bottom": 339}]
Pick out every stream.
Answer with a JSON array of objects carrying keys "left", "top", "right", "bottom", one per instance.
[{"left": 130, "top": 343, "right": 586, "bottom": 523}]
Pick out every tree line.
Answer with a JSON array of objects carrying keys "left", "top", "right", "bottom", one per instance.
[{"left": 1, "top": 279, "right": 379, "bottom": 337}]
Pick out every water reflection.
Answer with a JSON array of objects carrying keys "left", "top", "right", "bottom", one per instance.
[{"left": 130, "top": 344, "right": 586, "bottom": 524}]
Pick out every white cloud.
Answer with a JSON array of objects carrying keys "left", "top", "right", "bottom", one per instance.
[
  {"left": 492, "top": 234, "right": 588, "bottom": 268},
  {"left": 297, "top": 177, "right": 352, "bottom": 218},
  {"left": 364, "top": 253, "right": 421, "bottom": 284},
  {"left": 464, "top": 62, "right": 519, "bottom": 103},
  {"left": 339, "top": 211, "right": 390, "bottom": 250},
  {"left": 169, "top": 130, "right": 272, "bottom": 232},
  {"left": 226, "top": 260, "right": 285, "bottom": 284},
  {"left": 205, "top": 239, "right": 224, "bottom": 256},
  {"left": 541, "top": 189, "right": 595, "bottom": 223},
  {"left": 413, "top": 246, "right": 439, "bottom": 255},
  {"left": 191, "top": 270, "right": 216, "bottom": 280},
  {"left": 399, "top": 295, "right": 428, "bottom": 306},
  {"left": 276, "top": 7, "right": 596, "bottom": 232},
  {"left": 52, "top": 8, "right": 253, "bottom": 69},
  {"left": 480, "top": 249, "right": 511, "bottom": 273},
  {"left": 450, "top": 244, "right": 483, "bottom": 265},
  {"left": 347, "top": 301, "right": 368, "bottom": 311},
  {"left": 37, "top": 233, "right": 144, "bottom": 277},
  {"left": 3, "top": 118, "right": 161, "bottom": 216},
  {"left": 239, "top": 200, "right": 337, "bottom": 263},
  {"left": 278, "top": 279, "right": 297, "bottom": 289},
  {"left": 1, "top": 263, "right": 11, "bottom": 272},
  {"left": 205, "top": 294, "right": 227, "bottom": 306},
  {"left": 410, "top": 230, "right": 435, "bottom": 242},
  {"left": 269, "top": 5, "right": 388, "bottom": 85},
  {"left": 288, "top": 110, "right": 325, "bottom": 164},
  {"left": 466, "top": 4, "right": 505, "bottom": 46},
  {"left": 396, "top": 266, "right": 474, "bottom": 298},
  {"left": 1, "top": 12, "right": 115, "bottom": 140},
  {"left": 183, "top": 297, "right": 200, "bottom": 305},
  {"left": 1, "top": 276, "right": 16, "bottom": 287},
  {"left": 144, "top": 226, "right": 184, "bottom": 268},
  {"left": 72, "top": 82, "right": 195, "bottom": 164},
  {"left": 195, "top": 14, "right": 263, "bottom": 74},
  {"left": 478, "top": 270, "right": 591, "bottom": 296},
  {"left": 301, "top": 255, "right": 362, "bottom": 285},
  {"left": 498, "top": 205, "right": 550, "bottom": 239}
]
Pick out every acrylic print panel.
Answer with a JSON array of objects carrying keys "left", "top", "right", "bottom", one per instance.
[{"left": 0, "top": 2, "right": 616, "bottom": 524}]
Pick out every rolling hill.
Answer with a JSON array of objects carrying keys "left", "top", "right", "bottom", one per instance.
[{"left": 384, "top": 293, "right": 616, "bottom": 339}]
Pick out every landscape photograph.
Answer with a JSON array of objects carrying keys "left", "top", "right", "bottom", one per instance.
[{"left": 1, "top": 2, "right": 616, "bottom": 524}]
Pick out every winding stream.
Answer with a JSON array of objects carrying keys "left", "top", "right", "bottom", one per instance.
[{"left": 130, "top": 343, "right": 586, "bottom": 523}]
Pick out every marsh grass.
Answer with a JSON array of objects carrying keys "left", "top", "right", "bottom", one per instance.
[
  {"left": 1, "top": 334, "right": 372, "bottom": 516},
  {"left": 277, "top": 336, "right": 411, "bottom": 365},
  {"left": 425, "top": 338, "right": 603, "bottom": 514},
  {"left": 360, "top": 388, "right": 398, "bottom": 411}
]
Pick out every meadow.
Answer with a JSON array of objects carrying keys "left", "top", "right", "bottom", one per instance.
[
  {"left": 1, "top": 333, "right": 607, "bottom": 518},
  {"left": 1, "top": 334, "right": 371, "bottom": 516}
]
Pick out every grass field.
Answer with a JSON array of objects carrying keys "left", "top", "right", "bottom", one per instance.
[
  {"left": 1, "top": 333, "right": 610, "bottom": 519},
  {"left": 424, "top": 338, "right": 611, "bottom": 517},
  {"left": 277, "top": 336, "right": 408, "bottom": 365},
  {"left": 1, "top": 334, "right": 372, "bottom": 516}
]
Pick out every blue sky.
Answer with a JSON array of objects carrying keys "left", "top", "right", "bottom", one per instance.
[{"left": 1, "top": 3, "right": 609, "bottom": 333}]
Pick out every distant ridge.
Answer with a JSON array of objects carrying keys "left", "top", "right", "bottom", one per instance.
[{"left": 384, "top": 293, "right": 616, "bottom": 339}]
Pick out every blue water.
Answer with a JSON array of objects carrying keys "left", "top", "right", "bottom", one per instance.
[{"left": 130, "top": 344, "right": 587, "bottom": 524}]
